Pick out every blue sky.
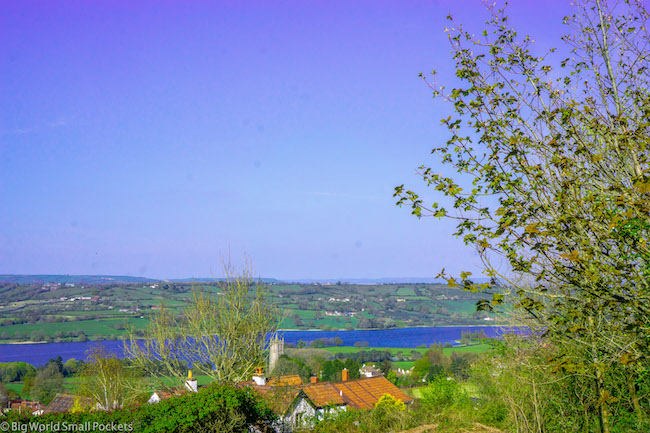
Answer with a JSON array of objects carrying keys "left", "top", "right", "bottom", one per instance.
[{"left": 0, "top": 1, "right": 571, "bottom": 280}]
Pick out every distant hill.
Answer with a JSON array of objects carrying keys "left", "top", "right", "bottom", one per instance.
[
  {"left": 0, "top": 274, "right": 490, "bottom": 285},
  {"left": 0, "top": 275, "right": 160, "bottom": 284},
  {"left": 169, "top": 277, "right": 282, "bottom": 283},
  {"left": 285, "top": 277, "right": 491, "bottom": 284}
]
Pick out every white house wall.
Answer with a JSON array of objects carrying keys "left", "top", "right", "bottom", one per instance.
[{"left": 288, "top": 398, "right": 316, "bottom": 426}]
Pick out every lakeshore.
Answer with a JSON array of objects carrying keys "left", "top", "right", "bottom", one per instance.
[{"left": 0, "top": 325, "right": 512, "bottom": 366}]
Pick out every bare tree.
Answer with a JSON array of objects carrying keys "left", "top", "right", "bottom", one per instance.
[
  {"left": 125, "top": 261, "right": 280, "bottom": 386},
  {"left": 76, "top": 347, "right": 145, "bottom": 410}
]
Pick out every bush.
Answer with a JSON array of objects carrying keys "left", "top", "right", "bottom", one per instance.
[
  {"left": 419, "top": 375, "right": 469, "bottom": 410},
  {"left": 371, "top": 394, "right": 409, "bottom": 431}
]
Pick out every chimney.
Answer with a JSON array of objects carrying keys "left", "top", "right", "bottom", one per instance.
[
  {"left": 310, "top": 376, "right": 319, "bottom": 384},
  {"left": 252, "top": 366, "right": 266, "bottom": 386},
  {"left": 342, "top": 368, "right": 349, "bottom": 382},
  {"left": 185, "top": 370, "right": 198, "bottom": 393}
]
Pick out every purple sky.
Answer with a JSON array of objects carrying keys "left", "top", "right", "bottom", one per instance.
[{"left": 0, "top": 1, "right": 572, "bottom": 280}]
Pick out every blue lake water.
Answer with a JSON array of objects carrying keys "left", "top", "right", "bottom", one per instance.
[{"left": 0, "top": 326, "right": 514, "bottom": 366}]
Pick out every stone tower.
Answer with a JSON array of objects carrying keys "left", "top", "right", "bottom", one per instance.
[{"left": 269, "top": 334, "right": 284, "bottom": 374}]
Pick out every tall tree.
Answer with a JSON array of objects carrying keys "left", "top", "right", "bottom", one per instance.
[{"left": 394, "top": 1, "right": 650, "bottom": 431}]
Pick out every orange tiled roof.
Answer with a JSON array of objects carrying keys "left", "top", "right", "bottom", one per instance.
[
  {"left": 267, "top": 374, "right": 304, "bottom": 386},
  {"left": 302, "top": 382, "right": 346, "bottom": 407},
  {"left": 243, "top": 374, "right": 413, "bottom": 412},
  {"left": 332, "top": 376, "right": 415, "bottom": 410}
]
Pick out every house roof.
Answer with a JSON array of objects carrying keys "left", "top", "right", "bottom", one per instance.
[
  {"left": 331, "top": 376, "right": 415, "bottom": 410},
  {"left": 9, "top": 399, "right": 42, "bottom": 412},
  {"left": 242, "top": 373, "right": 413, "bottom": 413},
  {"left": 301, "top": 382, "right": 346, "bottom": 407},
  {"left": 43, "top": 394, "right": 91, "bottom": 413},
  {"left": 149, "top": 387, "right": 187, "bottom": 401},
  {"left": 267, "top": 374, "right": 304, "bottom": 386},
  {"left": 361, "top": 365, "right": 380, "bottom": 373},
  {"left": 152, "top": 391, "right": 174, "bottom": 400}
]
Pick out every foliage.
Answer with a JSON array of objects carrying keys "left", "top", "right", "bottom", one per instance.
[
  {"left": 371, "top": 394, "right": 407, "bottom": 429},
  {"left": 0, "top": 362, "right": 36, "bottom": 383},
  {"left": 320, "top": 359, "right": 361, "bottom": 382},
  {"left": 332, "top": 349, "right": 393, "bottom": 364},
  {"left": 374, "top": 393, "right": 406, "bottom": 412},
  {"left": 62, "top": 358, "right": 84, "bottom": 377},
  {"left": 284, "top": 348, "right": 332, "bottom": 375},
  {"left": 0, "top": 382, "right": 19, "bottom": 408},
  {"left": 76, "top": 346, "right": 147, "bottom": 410},
  {"left": 411, "top": 347, "right": 463, "bottom": 382},
  {"left": 270, "top": 355, "right": 311, "bottom": 383},
  {"left": 30, "top": 363, "right": 64, "bottom": 405},
  {"left": 309, "top": 405, "right": 416, "bottom": 433},
  {"left": 419, "top": 375, "right": 469, "bottom": 410},
  {"left": 471, "top": 335, "right": 650, "bottom": 433},
  {"left": 394, "top": 0, "right": 650, "bottom": 431},
  {"left": 125, "top": 261, "right": 280, "bottom": 386},
  {"left": 4, "top": 382, "right": 275, "bottom": 433}
]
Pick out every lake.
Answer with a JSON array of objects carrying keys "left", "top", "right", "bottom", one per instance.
[{"left": 0, "top": 326, "right": 513, "bottom": 366}]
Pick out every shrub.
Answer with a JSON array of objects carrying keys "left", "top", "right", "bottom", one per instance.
[{"left": 419, "top": 375, "right": 469, "bottom": 410}]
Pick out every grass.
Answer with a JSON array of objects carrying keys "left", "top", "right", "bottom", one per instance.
[
  {"left": 404, "top": 386, "right": 424, "bottom": 399},
  {"left": 0, "top": 317, "right": 151, "bottom": 340},
  {"left": 0, "top": 281, "right": 497, "bottom": 342},
  {"left": 443, "top": 300, "right": 479, "bottom": 314},
  {"left": 5, "top": 382, "right": 23, "bottom": 396},
  {"left": 395, "top": 287, "right": 417, "bottom": 296},
  {"left": 393, "top": 361, "right": 415, "bottom": 369},
  {"left": 323, "top": 343, "right": 490, "bottom": 357}
]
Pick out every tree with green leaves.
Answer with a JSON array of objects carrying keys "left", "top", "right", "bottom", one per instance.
[
  {"left": 395, "top": 0, "right": 650, "bottom": 431},
  {"left": 270, "top": 355, "right": 311, "bottom": 382},
  {"left": 30, "top": 364, "right": 63, "bottom": 405}
]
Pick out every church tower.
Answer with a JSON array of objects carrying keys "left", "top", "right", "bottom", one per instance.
[{"left": 269, "top": 334, "right": 284, "bottom": 374}]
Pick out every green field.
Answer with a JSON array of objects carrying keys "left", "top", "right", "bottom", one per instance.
[
  {"left": 0, "top": 317, "right": 151, "bottom": 342},
  {"left": 0, "top": 281, "right": 500, "bottom": 342},
  {"left": 324, "top": 343, "right": 490, "bottom": 357}
]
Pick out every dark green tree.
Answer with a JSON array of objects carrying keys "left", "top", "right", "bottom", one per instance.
[
  {"left": 30, "top": 364, "right": 64, "bottom": 405},
  {"left": 270, "top": 355, "right": 311, "bottom": 383}
]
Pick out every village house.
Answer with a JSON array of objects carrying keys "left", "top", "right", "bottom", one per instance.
[
  {"left": 360, "top": 364, "right": 382, "bottom": 378},
  {"left": 6, "top": 399, "right": 42, "bottom": 414},
  {"left": 42, "top": 394, "right": 94, "bottom": 414},
  {"left": 245, "top": 368, "right": 414, "bottom": 431}
]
